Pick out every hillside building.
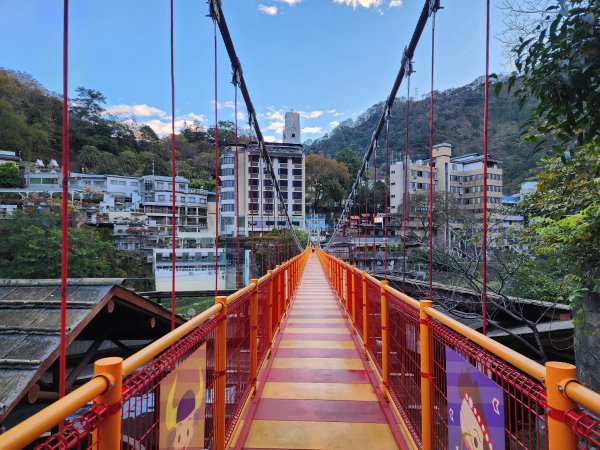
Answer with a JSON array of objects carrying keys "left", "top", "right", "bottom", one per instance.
[{"left": 389, "top": 143, "right": 504, "bottom": 246}]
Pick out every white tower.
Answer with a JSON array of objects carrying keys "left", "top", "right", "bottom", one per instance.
[{"left": 283, "top": 112, "right": 301, "bottom": 144}]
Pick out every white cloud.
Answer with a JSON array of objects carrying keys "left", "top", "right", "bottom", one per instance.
[
  {"left": 299, "top": 110, "right": 324, "bottom": 119},
  {"left": 389, "top": 0, "right": 402, "bottom": 6},
  {"left": 265, "top": 120, "right": 285, "bottom": 135},
  {"left": 211, "top": 100, "right": 236, "bottom": 110},
  {"left": 264, "top": 135, "right": 277, "bottom": 142},
  {"left": 329, "top": 121, "right": 340, "bottom": 128},
  {"left": 333, "top": 0, "right": 383, "bottom": 9},
  {"left": 258, "top": 4, "right": 278, "bottom": 15},
  {"left": 302, "top": 126, "right": 322, "bottom": 134},
  {"left": 275, "top": 0, "right": 302, "bottom": 4},
  {"left": 104, "top": 104, "right": 166, "bottom": 117},
  {"left": 144, "top": 119, "right": 190, "bottom": 136},
  {"left": 183, "top": 112, "right": 207, "bottom": 122},
  {"left": 265, "top": 110, "right": 284, "bottom": 121},
  {"left": 236, "top": 111, "right": 247, "bottom": 121}
]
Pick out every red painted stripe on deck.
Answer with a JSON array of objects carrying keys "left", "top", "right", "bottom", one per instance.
[
  {"left": 265, "top": 368, "right": 370, "bottom": 383},
  {"left": 253, "top": 399, "right": 388, "bottom": 423},
  {"left": 275, "top": 348, "right": 360, "bottom": 358},
  {"left": 285, "top": 322, "right": 346, "bottom": 328},
  {"left": 280, "top": 333, "right": 353, "bottom": 341}
]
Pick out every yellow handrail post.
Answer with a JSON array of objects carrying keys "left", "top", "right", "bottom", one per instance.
[
  {"left": 546, "top": 362, "right": 577, "bottom": 450},
  {"left": 214, "top": 295, "right": 228, "bottom": 450},
  {"left": 362, "top": 270, "right": 368, "bottom": 355},
  {"left": 351, "top": 266, "right": 356, "bottom": 329},
  {"left": 93, "top": 357, "right": 123, "bottom": 450},
  {"left": 267, "top": 270, "right": 273, "bottom": 347},
  {"left": 250, "top": 280, "right": 259, "bottom": 387},
  {"left": 380, "top": 280, "right": 390, "bottom": 400},
  {"left": 419, "top": 300, "right": 433, "bottom": 450}
]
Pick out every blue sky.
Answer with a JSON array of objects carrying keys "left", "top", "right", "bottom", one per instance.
[{"left": 0, "top": 0, "right": 511, "bottom": 142}]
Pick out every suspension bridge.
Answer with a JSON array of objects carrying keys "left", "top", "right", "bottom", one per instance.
[{"left": 0, "top": 0, "right": 599, "bottom": 449}]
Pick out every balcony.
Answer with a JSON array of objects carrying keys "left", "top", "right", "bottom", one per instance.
[
  {"left": 293, "top": 175, "right": 302, "bottom": 180},
  {"left": 293, "top": 187, "right": 302, "bottom": 192}
]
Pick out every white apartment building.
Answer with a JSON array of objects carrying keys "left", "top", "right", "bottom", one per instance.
[{"left": 220, "top": 113, "right": 306, "bottom": 235}]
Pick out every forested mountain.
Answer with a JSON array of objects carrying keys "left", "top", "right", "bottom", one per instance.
[
  {"left": 0, "top": 69, "right": 242, "bottom": 189},
  {"left": 306, "top": 78, "right": 540, "bottom": 193}
]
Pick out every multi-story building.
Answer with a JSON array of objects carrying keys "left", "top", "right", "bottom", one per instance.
[
  {"left": 140, "top": 175, "right": 209, "bottom": 248},
  {"left": 389, "top": 143, "right": 503, "bottom": 245},
  {"left": 220, "top": 112, "right": 306, "bottom": 235}
]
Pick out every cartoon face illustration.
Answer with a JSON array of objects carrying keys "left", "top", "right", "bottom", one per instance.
[
  {"left": 165, "top": 367, "right": 205, "bottom": 450},
  {"left": 458, "top": 370, "right": 493, "bottom": 450},
  {"left": 459, "top": 392, "right": 491, "bottom": 450}
]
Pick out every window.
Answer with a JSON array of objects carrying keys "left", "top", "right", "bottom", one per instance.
[
  {"left": 221, "top": 191, "right": 235, "bottom": 200},
  {"left": 279, "top": 157, "right": 288, "bottom": 164},
  {"left": 292, "top": 158, "right": 302, "bottom": 164},
  {"left": 279, "top": 168, "right": 288, "bottom": 175},
  {"left": 280, "top": 180, "right": 288, "bottom": 187},
  {"left": 222, "top": 156, "right": 235, "bottom": 164},
  {"left": 292, "top": 205, "right": 302, "bottom": 212},
  {"left": 222, "top": 168, "right": 234, "bottom": 176},
  {"left": 222, "top": 180, "right": 234, "bottom": 187},
  {"left": 188, "top": 197, "right": 196, "bottom": 203},
  {"left": 292, "top": 169, "right": 302, "bottom": 175},
  {"left": 292, "top": 181, "right": 302, "bottom": 187},
  {"left": 221, "top": 204, "right": 234, "bottom": 212},
  {"left": 158, "top": 195, "right": 166, "bottom": 201},
  {"left": 291, "top": 133, "right": 296, "bottom": 138},
  {"left": 292, "top": 192, "right": 302, "bottom": 199},
  {"left": 131, "top": 181, "right": 138, "bottom": 187}
]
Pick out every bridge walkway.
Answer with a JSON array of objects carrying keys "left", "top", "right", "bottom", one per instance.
[{"left": 230, "top": 253, "right": 409, "bottom": 450}]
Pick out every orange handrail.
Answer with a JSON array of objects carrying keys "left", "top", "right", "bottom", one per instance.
[
  {"left": 316, "top": 246, "right": 600, "bottom": 450},
  {"left": 0, "top": 246, "right": 311, "bottom": 450}
]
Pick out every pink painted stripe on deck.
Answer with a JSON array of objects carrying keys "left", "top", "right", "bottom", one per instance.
[
  {"left": 275, "top": 348, "right": 360, "bottom": 358},
  {"left": 253, "top": 399, "right": 388, "bottom": 423},
  {"left": 285, "top": 322, "right": 347, "bottom": 328},
  {"left": 280, "top": 333, "right": 353, "bottom": 341},
  {"left": 265, "top": 368, "right": 370, "bottom": 383}
]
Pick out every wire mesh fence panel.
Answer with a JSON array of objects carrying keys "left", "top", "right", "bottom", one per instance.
[
  {"left": 566, "top": 408, "right": 600, "bottom": 450},
  {"left": 387, "top": 294, "right": 422, "bottom": 446},
  {"left": 120, "top": 317, "right": 220, "bottom": 450},
  {"left": 33, "top": 404, "right": 110, "bottom": 450},
  {"left": 224, "top": 291, "right": 253, "bottom": 447},
  {"left": 354, "top": 271, "right": 364, "bottom": 339},
  {"left": 257, "top": 279, "right": 271, "bottom": 369},
  {"left": 366, "top": 277, "right": 382, "bottom": 371},
  {"left": 428, "top": 318, "right": 548, "bottom": 450}
]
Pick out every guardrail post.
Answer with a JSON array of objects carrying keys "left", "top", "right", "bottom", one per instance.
[
  {"left": 93, "top": 357, "right": 123, "bottom": 450},
  {"left": 345, "top": 264, "right": 351, "bottom": 311},
  {"left": 351, "top": 266, "right": 356, "bottom": 329},
  {"left": 214, "top": 295, "right": 228, "bottom": 450},
  {"left": 276, "top": 265, "right": 282, "bottom": 323},
  {"left": 419, "top": 300, "right": 433, "bottom": 450},
  {"left": 362, "top": 270, "right": 368, "bottom": 355},
  {"left": 380, "top": 280, "right": 390, "bottom": 400},
  {"left": 546, "top": 362, "right": 577, "bottom": 450},
  {"left": 267, "top": 270, "right": 273, "bottom": 347},
  {"left": 250, "top": 280, "right": 259, "bottom": 387}
]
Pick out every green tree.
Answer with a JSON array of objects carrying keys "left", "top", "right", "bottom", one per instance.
[
  {"left": 0, "top": 162, "right": 21, "bottom": 187},
  {"left": 305, "top": 154, "right": 351, "bottom": 212},
  {"left": 334, "top": 147, "right": 362, "bottom": 178},
  {"left": 508, "top": 0, "right": 600, "bottom": 389}
]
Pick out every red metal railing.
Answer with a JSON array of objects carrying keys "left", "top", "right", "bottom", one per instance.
[
  {"left": 317, "top": 247, "right": 600, "bottom": 450},
  {"left": 0, "top": 247, "right": 310, "bottom": 450}
]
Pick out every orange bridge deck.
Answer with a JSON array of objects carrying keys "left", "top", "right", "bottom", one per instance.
[{"left": 230, "top": 253, "right": 409, "bottom": 449}]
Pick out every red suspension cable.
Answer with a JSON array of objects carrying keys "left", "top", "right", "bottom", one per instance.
[
  {"left": 213, "top": 20, "right": 220, "bottom": 296},
  {"left": 482, "top": 0, "right": 490, "bottom": 335},
  {"left": 384, "top": 117, "right": 389, "bottom": 279},
  {"left": 259, "top": 155, "right": 264, "bottom": 275},
  {"left": 373, "top": 146, "right": 377, "bottom": 269},
  {"left": 170, "top": 0, "right": 177, "bottom": 329},
  {"left": 59, "top": 0, "right": 69, "bottom": 406},
  {"left": 402, "top": 71, "right": 411, "bottom": 291},
  {"left": 428, "top": 11, "right": 437, "bottom": 302},
  {"left": 364, "top": 174, "right": 368, "bottom": 269},
  {"left": 249, "top": 142, "right": 255, "bottom": 278},
  {"left": 234, "top": 83, "right": 240, "bottom": 289}
]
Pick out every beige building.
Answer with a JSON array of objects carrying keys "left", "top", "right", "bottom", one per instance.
[{"left": 389, "top": 143, "right": 503, "bottom": 245}]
